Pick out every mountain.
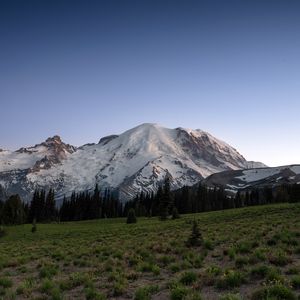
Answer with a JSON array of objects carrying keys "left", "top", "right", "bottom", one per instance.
[
  {"left": 0, "top": 123, "right": 265, "bottom": 202},
  {"left": 203, "top": 165, "right": 300, "bottom": 192}
]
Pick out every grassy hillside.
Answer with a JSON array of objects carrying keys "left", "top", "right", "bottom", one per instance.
[{"left": 0, "top": 203, "right": 300, "bottom": 299}]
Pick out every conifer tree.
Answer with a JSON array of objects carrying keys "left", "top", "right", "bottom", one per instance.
[
  {"left": 171, "top": 206, "right": 180, "bottom": 219},
  {"left": 126, "top": 208, "right": 137, "bottom": 224},
  {"left": 45, "top": 188, "right": 56, "bottom": 221},
  {"left": 0, "top": 217, "right": 5, "bottom": 238},
  {"left": 2, "top": 194, "right": 25, "bottom": 225},
  {"left": 93, "top": 184, "right": 101, "bottom": 219},
  {"left": 159, "top": 175, "right": 172, "bottom": 220},
  {"left": 186, "top": 220, "right": 203, "bottom": 247},
  {"left": 31, "top": 218, "right": 37, "bottom": 233},
  {"left": 0, "top": 224, "right": 5, "bottom": 238}
]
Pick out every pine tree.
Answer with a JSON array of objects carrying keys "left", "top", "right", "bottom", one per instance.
[
  {"left": 171, "top": 207, "right": 180, "bottom": 219},
  {"left": 2, "top": 194, "right": 25, "bottom": 225},
  {"left": 92, "top": 184, "right": 101, "bottom": 219},
  {"left": 126, "top": 208, "right": 137, "bottom": 224},
  {"left": 159, "top": 175, "right": 171, "bottom": 220},
  {"left": 0, "top": 218, "right": 5, "bottom": 238},
  {"left": 45, "top": 188, "right": 56, "bottom": 221},
  {"left": 186, "top": 220, "right": 203, "bottom": 247},
  {"left": 31, "top": 218, "right": 37, "bottom": 233}
]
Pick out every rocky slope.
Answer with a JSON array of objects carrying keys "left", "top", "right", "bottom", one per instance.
[
  {"left": 203, "top": 165, "right": 300, "bottom": 192},
  {"left": 0, "top": 123, "right": 265, "bottom": 202}
]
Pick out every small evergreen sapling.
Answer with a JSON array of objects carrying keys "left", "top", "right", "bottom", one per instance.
[
  {"left": 31, "top": 218, "right": 37, "bottom": 233},
  {"left": 0, "top": 225, "right": 5, "bottom": 238},
  {"left": 172, "top": 207, "right": 180, "bottom": 219},
  {"left": 186, "top": 220, "right": 203, "bottom": 247},
  {"left": 126, "top": 208, "right": 137, "bottom": 224}
]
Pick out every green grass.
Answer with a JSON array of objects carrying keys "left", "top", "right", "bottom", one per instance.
[{"left": 0, "top": 203, "right": 300, "bottom": 299}]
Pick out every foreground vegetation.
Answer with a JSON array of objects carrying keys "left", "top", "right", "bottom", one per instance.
[{"left": 0, "top": 203, "right": 300, "bottom": 299}]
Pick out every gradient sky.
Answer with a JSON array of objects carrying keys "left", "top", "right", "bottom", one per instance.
[{"left": 1, "top": 0, "right": 300, "bottom": 167}]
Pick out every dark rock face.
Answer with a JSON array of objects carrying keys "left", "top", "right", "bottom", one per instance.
[
  {"left": 98, "top": 135, "right": 119, "bottom": 145},
  {"left": 16, "top": 148, "right": 33, "bottom": 154},
  {"left": 41, "top": 135, "right": 76, "bottom": 156},
  {"left": 175, "top": 128, "right": 246, "bottom": 169},
  {"left": 30, "top": 136, "right": 76, "bottom": 172}
]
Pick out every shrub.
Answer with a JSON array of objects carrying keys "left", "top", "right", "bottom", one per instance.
[
  {"left": 235, "top": 242, "right": 252, "bottom": 254},
  {"left": 16, "top": 278, "right": 35, "bottom": 296},
  {"left": 50, "top": 287, "right": 62, "bottom": 300},
  {"left": 40, "top": 278, "right": 54, "bottom": 293},
  {"left": 0, "top": 277, "right": 13, "bottom": 288},
  {"left": 126, "top": 209, "right": 137, "bottom": 224},
  {"left": 269, "top": 251, "right": 290, "bottom": 266},
  {"left": 39, "top": 264, "right": 58, "bottom": 279},
  {"left": 134, "top": 285, "right": 159, "bottom": 300},
  {"left": 228, "top": 248, "right": 236, "bottom": 260},
  {"left": 113, "top": 281, "right": 126, "bottom": 296},
  {"left": 179, "top": 271, "right": 198, "bottom": 285},
  {"left": 291, "top": 275, "right": 300, "bottom": 289},
  {"left": 169, "top": 263, "right": 180, "bottom": 273},
  {"left": 250, "top": 265, "right": 270, "bottom": 279},
  {"left": 216, "top": 270, "right": 245, "bottom": 289},
  {"left": 186, "top": 293, "right": 203, "bottom": 300},
  {"left": 84, "top": 287, "right": 106, "bottom": 300},
  {"left": 207, "top": 265, "right": 221, "bottom": 276},
  {"left": 201, "top": 266, "right": 221, "bottom": 287},
  {"left": 170, "top": 285, "right": 188, "bottom": 300},
  {"left": 266, "top": 268, "right": 283, "bottom": 282},
  {"left": 253, "top": 248, "right": 267, "bottom": 262},
  {"left": 235, "top": 256, "right": 249, "bottom": 268},
  {"left": 286, "top": 267, "right": 299, "bottom": 275},
  {"left": 251, "top": 284, "right": 296, "bottom": 300},
  {"left": 139, "top": 262, "right": 160, "bottom": 275},
  {"left": 204, "top": 239, "right": 213, "bottom": 250}
]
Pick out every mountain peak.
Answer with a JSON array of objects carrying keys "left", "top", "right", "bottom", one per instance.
[
  {"left": 45, "top": 135, "right": 62, "bottom": 144},
  {"left": 40, "top": 135, "right": 76, "bottom": 154},
  {"left": 130, "top": 123, "right": 161, "bottom": 131}
]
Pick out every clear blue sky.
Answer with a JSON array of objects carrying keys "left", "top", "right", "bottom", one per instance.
[{"left": 1, "top": 0, "right": 299, "bottom": 167}]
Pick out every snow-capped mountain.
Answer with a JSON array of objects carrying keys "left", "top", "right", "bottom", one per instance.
[
  {"left": 0, "top": 135, "right": 76, "bottom": 172},
  {"left": 0, "top": 123, "right": 265, "bottom": 202},
  {"left": 203, "top": 165, "right": 300, "bottom": 192}
]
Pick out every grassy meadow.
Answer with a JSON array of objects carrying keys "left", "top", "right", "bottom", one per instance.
[{"left": 0, "top": 203, "right": 300, "bottom": 300}]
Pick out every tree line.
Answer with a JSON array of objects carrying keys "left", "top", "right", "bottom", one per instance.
[
  {"left": 0, "top": 185, "right": 124, "bottom": 225},
  {"left": 59, "top": 184, "right": 123, "bottom": 221},
  {"left": 1, "top": 179, "right": 300, "bottom": 225},
  {"left": 123, "top": 180, "right": 300, "bottom": 218}
]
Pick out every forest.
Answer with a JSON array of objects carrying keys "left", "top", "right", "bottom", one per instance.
[{"left": 1, "top": 177, "right": 300, "bottom": 225}]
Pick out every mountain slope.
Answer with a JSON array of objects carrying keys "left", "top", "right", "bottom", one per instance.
[
  {"left": 0, "top": 123, "right": 265, "bottom": 202},
  {"left": 203, "top": 165, "right": 300, "bottom": 192}
]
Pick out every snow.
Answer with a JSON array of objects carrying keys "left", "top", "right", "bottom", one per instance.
[
  {"left": 0, "top": 146, "right": 49, "bottom": 172},
  {"left": 234, "top": 165, "right": 300, "bottom": 184},
  {"left": 236, "top": 168, "right": 281, "bottom": 183},
  {"left": 1, "top": 123, "right": 265, "bottom": 201}
]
